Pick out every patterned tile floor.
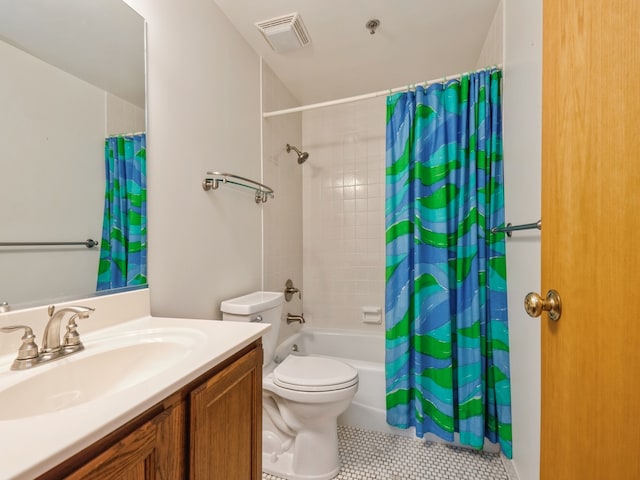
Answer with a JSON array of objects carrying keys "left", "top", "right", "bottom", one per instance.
[{"left": 263, "top": 425, "right": 511, "bottom": 480}]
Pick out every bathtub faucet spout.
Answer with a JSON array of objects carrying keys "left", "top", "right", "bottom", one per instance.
[{"left": 286, "top": 313, "right": 305, "bottom": 325}]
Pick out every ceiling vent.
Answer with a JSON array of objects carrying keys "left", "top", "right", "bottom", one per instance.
[{"left": 255, "top": 13, "right": 311, "bottom": 53}]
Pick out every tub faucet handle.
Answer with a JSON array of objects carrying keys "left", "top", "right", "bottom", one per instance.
[{"left": 284, "top": 279, "right": 301, "bottom": 302}]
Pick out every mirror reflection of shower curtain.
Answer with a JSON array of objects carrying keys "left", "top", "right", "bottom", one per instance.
[
  {"left": 97, "top": 133, "right": 147, "bottom": 290},
  {"left": 384, "top": 69, "right": 512, "bottom": 458}
]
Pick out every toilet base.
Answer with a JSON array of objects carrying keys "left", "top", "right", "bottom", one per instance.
[
  {"left": 260, "top": 356, "right": 358, "bottom": 480},
  {"left": 262, "top": 394, "right": 344, "bottom": 480},
  {"left": 262, "top": 450, "right": 340, "bottom": 480}
]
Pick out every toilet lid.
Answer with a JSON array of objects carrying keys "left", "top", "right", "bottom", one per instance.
[{"left": 273, "top": 355, "right": 358, "bottom": 392}]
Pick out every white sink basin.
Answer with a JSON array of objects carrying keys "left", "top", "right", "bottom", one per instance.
[
  {"left": 0, "top": 313, "right": 269, "bottom": 480},
  {"left": 0, "top": 328, "right": 201, "bottom": 420}
]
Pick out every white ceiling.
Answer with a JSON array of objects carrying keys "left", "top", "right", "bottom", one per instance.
[
  {"left": 213, "top": 0, "right": 501, "bottom": 105},
  {"left": 0, "top": 0, "right": 145, "bottom": 107}
]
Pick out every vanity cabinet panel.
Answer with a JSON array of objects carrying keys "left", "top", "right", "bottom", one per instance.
[
  {"left": 190, "top": 345, "right": 262, "bottom": 480},
  {"left": 37, "top": 341, "right": 262, "bottom": 480},
  {"left": 64, "top": 401, "right": 185, "bottom": 480}
]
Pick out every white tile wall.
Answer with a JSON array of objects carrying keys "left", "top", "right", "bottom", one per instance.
[{"left": 302, "top": 98, "right": 386, "bottom": 333}]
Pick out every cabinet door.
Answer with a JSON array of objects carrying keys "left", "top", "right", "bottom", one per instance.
[
  {"left": 64, "top": 402, "right": 185, "bottom": 480},
  {"left": 190, "top": 346, "right": 262, "bottom": 480}
]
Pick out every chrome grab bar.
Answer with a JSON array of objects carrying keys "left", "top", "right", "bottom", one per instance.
[
  {"left": 0, "top": 239, "right": 98, "bottom": 248},
  {"left": 491, "top": 220, "right": 541, "bottom": 238}
]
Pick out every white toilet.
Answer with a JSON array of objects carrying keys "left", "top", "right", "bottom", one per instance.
[{"left": 221, "top": 291, "right": 358, "bottom": 480}]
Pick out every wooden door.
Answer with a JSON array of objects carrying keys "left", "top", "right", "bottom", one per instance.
[
  {"left": 541, "top": 1, "right": 640, "bottom": 478},
  {"left": 190, "top": 345, "right": 262, "bottom": 479}
]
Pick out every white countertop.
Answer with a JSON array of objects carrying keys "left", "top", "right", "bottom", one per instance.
[{"left": 0, "top": 315, "right": 269, "bottom": 480}]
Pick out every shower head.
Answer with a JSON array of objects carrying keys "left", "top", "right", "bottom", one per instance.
[{"left": 286, "top": 144, "right": 309, "bottom": 164}]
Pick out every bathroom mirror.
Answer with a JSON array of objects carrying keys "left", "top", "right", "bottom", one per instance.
[{"left": 0, "top": 0, "right": 146, "bottom": 309}]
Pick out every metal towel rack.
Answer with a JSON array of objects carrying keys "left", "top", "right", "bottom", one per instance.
[
  {"left": 0, "top": 239, "right": 99, "bottom": 248},
  {"left": 202, "top": 172, "right": 274, "bottom": 204},
  {"left": 491, "top": 220, "right": 542, "bottom": 238}
]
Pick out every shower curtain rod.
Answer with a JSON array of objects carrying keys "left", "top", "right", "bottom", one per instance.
[
  {"left": 106, "top": 131, "right": 145, "bottom": 138},
  {"left": 263, "top": 64, "right": 502, "bottom": 118}
]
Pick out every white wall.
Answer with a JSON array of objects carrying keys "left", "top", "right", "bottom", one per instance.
[
  {"left": 475, "top": 2, "right": 543, "bottom": 476},
  {"left": 476, "top": 0, "right": 504, "bottom": 69},
  {"left": 261, "top": 62, "right": 304, "bottom": 342},
  {"left": 301, "top": 99, "right": 386, "bottom": 333},
  {"left": 106, "top": 93, "right": 145, "bottom": 136},
  {"left": 503, "top": 1, "right": 543, "bottom": 479},
  {"left": 124, "top": 0, "right": 263, "bottom": 319},
  {"left": 0, "top": 40, "right": 105, "bottom": 307}
]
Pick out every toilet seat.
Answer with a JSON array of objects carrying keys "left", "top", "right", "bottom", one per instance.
[{"left": 273, "top": 355, "right": 358, "bottom": 392}]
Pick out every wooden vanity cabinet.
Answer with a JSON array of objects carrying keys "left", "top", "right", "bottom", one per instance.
[
  {"left": 64, "top": 401, "right": 186, "bottom": 480},
  {"left": 190, "top": 344, "right": 262, "bottom": 479},
  {"left": 37, "top": 341, "right": 262, "bottom": 480}
]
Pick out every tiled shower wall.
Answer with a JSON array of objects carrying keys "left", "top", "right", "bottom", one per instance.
[{"left": 301, "top": 98, "right": 386, "bottom": 333}]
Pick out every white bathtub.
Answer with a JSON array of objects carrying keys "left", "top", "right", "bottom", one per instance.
[
  {"left": 274, "top": 328, "right": 412, "bottom": 437},
  {"left": 274, "top": 328, "right": 500, "bottom": 451}
]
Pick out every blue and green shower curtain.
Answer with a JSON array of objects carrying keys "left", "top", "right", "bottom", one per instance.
[
  {"left": 385, "top": 69, "right": 512, "bottom": 457},
  {"left": 97, "top": 133, "right": 147, "bottom": 290}
]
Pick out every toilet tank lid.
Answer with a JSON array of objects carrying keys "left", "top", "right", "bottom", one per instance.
[{"left": 220, "top": 291, "right": 284, "bottom": 315}]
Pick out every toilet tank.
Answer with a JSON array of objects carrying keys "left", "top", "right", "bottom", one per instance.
[{"left": 220, "top": 291, "right": 283, "bottom": 366}]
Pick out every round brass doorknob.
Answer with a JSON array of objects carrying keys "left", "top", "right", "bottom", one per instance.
[{"left": 524, "top": 290, "right": 562, "bottom": 321}]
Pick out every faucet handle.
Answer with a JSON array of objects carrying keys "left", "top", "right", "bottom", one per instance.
[
  {"left": 284, "top": 279, "right": 302, "bottom": 302},
  {"left": 0, "top": 325, "right": 40, "bottom": 363},
  {"left": 62, "top": 316, "right": 83, "bottom": 351},
  {"left": 62, "top": 307, "right": 94, "bottom": 352}
]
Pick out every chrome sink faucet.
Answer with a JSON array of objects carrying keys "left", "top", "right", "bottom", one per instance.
[{"left": 0, "top": 304, "right": 94, "bottom": 370}]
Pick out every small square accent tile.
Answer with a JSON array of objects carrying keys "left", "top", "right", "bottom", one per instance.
[{"left": 263, "top": 425, "right": 512, "bottom": 480}]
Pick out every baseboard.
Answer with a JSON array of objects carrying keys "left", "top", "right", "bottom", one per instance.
[{"left": 500, "top": 453, "right": 520, "bottom": 480}]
